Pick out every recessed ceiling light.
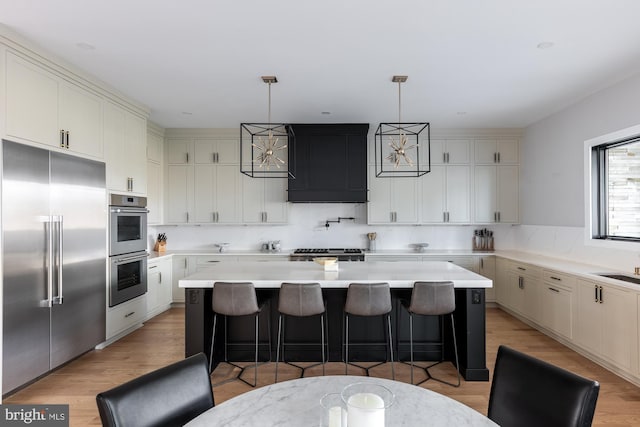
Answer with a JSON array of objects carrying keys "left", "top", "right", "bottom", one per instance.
[
  {"left": 76, "top": 42, "right": 95, "bottom": 50},
  {"left": 457, "top": 111, "right": 467, "bottom": 115},
  {"left": 537, "top": 41, "right": 555, "bottom": 50},
  {"left": 181, "top": 111, "right": 193, "bottom": 115},
  {"left": 321, "top": 111, "right": 331, "bottom": 115}
]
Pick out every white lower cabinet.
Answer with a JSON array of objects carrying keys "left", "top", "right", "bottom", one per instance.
[
  {"left": 503, "top": 262, "right": 541, "bottom": 323},
  {"left": 171, "top": 255, "right": 195, "bottom": 303},
  {"left": 575, "top": 279, "right": 637, "bottom": 372},
  {"left": 147, "top": 258, "right": 172, "bottom": 319},
  {"left": 106, "top": 295, "right": 146, "bottom": 340},
  {"left": 478, "top": 256, "right": 496, "bottom": 302},
  {"left": 540, "top": 270, "right": 574, "bottom": 340}
]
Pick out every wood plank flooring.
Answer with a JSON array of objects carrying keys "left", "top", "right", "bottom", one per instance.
[{"left": 4, "top": 307, "right": 640, "bottom": 426}]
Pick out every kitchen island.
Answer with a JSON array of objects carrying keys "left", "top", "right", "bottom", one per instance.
[{"left": 180, "top": 261, "right": 492, "bottom": 381}]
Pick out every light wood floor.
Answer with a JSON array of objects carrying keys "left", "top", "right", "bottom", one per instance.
[{"left": 4, "top": 307, "right": 640, "bottom": 426}]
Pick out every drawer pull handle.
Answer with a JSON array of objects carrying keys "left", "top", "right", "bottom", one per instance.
[
  {"left": 548, "top": 287, "right": 560, "bottom": 293},
  {"left": 517, "top": 267, "right": 526, "bottom": 271},
  {"left": 550, "top": 276, "right": 561, "bottom": 281},
  {"left": 125, "top": 311, "right": 135, "bottom": 318}
]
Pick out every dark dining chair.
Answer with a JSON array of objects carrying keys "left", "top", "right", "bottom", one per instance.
[
  {"left": 488, "top": 345, "right": 599, "bottom": 427},
  {"left": 96, "top": 353, "right": 214, "bottom": 427}
]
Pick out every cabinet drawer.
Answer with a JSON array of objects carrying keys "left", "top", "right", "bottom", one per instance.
[
  {"left": 509, "top": 261, "right": 540, "bottom": 277},
  {"left": 543, "top": 270, "right": 575, "bottom": 289},
  {"left": 107, "top": 296, "right": 146, "bottom": 338}
]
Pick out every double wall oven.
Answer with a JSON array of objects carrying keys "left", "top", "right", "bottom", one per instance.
[{"left": 109, "top": 194, "right": 148, "bottom": 307}]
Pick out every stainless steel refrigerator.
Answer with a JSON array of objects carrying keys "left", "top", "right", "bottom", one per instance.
[{"left": 2, "top": 140, "right": 106, "bottom": 394}]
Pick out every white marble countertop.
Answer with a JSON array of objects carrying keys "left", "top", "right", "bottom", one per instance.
[
  {"left": 179, "top": 260, "right": 492, "bottom": 289},
  {"left": 184, "top": 376, "right": 497, "bottom": 427}
]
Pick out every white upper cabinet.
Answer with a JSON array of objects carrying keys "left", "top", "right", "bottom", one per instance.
[
  {"left": 241, "top": 174, "right": 288, "bottom": 224},
  {"left": 194, "top": 139, "right": 238, "bottom": 164},
  {"left": 103, "top": 101, "right": 147, "bottom": 195},
  {"left": 421, "top": 165, "right": 470, "bottom": 224},
  {"left": 368, "top": 166, "right": 419, "bottom": 224},
  {"left": 475, "top": 139, "right": 519, "bottom": 164},
  {"left": 427, "top": 139, "right": 471, "bottom": 165},
  {"left": 146, "top": 128, "right": 164, "bottom": 224},
  {"left": 147, "top": 131, "right": 163, "bottom": 163},
  {"left": 5, "top": 52, "right": 103, "bottom": 158},
  {"left": 165, "top": 136, "right": 243, "bottom": 224}
]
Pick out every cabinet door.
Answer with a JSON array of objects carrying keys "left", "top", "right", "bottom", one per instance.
[
  {"left": 497, "top": 166, "right": 519, "bottom": 223},
  {"left": 194, "top": 164, "right": 216, "bottom": 223},
  {"left": 166, "top": 139, "right": 192, "bottom": 164},
  {"left": 420, "top": 166, "right": 446, "bottom": 223},
  {"left": 368, "top": 167, "right": 393, "bottom": 223},
  {"left": 391, "top": 178, "right": 418, "bottom": 223},
  {"left": 263, "top": 178, "right": 288, "bottom": 223},
  {"left": 5, "top": 52, "right": 59, "bottom": 146},
  {"left": 241, "top": 174, "right": 265, "bottom": 223},
  {"left": 426, "top": 139, "right": 445, "bottom": 165},
  {"left": 215, "top": 165, "right": 240, "bottom": 223},
  {"left": 446, "top": 166, "right": 470, "bottom": 223},
  {"left": 446, "top": 140, "right": 470, "bottom": 164},
  {"left": 147, "top": 132, "right": 163, "bottom": 163},
  {"left": 541, "top": 284, "right": 573, "bottom": 340},
  {"left": 474, "top": 140, "right": 497, "bottom": 164},
  {"left": 194, "top": 139, "right": 217, "bottom": 164},
  {"left": 506, "top": 271, "right": 525, "bottom": 314},
  {"left": 600, "top": 285, "right": 635, "bottom": 370},
  {"left": 59, "top": 82, "right": 103, "bottom": 158},
  {"left": 216, "top": 139, "right": 239, "bottom": 164},
  {"left": 171, "top": 256, "right": 190, "bottom": 303},
  {"left": 474, "top": 166, "right": 497, "bottom": 223},
  {"left": 575, "top": 280, "right": 603, "bottom": 355},
  {"left": 479, "top": 256, "right": 496, "bottom": 302},
  {"left": 125, "top": 112, "right": 147, "bottom": 194},
  {"left": 166, "top": 165, "right": 193, "bottom": 223},
  {"left": 147, "top": 263, "right": 162, "bottom": 314},
  {"left": 495, "top": 259, "right": 510, "bottom": 306},
  {"left": 147, "top": 161, "right": 161, "bottom": 224},
  {"left": 497, "top": 140, "right": 519, "bottom": 164},
  {"left": 103, "top": 102, "right": 127, "bottom": 191}
]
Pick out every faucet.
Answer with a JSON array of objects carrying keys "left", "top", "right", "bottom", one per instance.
[{"left": 325, "top": 217, "right": 355, "bottom": 229}]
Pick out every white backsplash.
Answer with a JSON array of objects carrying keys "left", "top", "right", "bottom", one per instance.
[
  {"left": 150, "top": 203, "right": 517, "bottom": 252},
  {"left": 511, "top": 225, "right": 640, "bottom": 274}
]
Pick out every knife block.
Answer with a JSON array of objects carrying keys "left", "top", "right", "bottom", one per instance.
[{"left": 154, "top": 241, "right": 166, "bottom": 252}]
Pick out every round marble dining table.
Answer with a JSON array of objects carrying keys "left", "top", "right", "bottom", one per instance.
[{"left": 184, "top": 375, "right": 498, "bottom": 426}]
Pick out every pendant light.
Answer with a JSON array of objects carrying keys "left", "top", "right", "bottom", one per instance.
[
  {"left": 375, "top": 75, "right": 430, "bottom": 177},
  {"left": 241, "top": 76, "right": 295, "bottom": 178}
]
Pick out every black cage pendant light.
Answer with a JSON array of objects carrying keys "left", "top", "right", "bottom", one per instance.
[
  {"left": 375, "top": 75, "right": 430, "bottom": 177},
  {"left": 240, "top": 76, "right": 295, "bottom": 178}
]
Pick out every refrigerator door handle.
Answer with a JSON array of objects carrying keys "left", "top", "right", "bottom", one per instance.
[
  {"left": 52, "top": 215, "right": 64, "bottom": 305},
  {"left": 42, "top": 216, "right": 54, "bottom": 307}
]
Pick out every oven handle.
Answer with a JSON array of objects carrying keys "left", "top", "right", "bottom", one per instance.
[
  {"left": 113, "top": 252, "right": 149, "bottom": 264},
  {"left": 110, "top": 207, "right": 149, "bottom": 214}
]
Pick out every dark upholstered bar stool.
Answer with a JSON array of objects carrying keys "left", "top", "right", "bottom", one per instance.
[
  {"left": 344, "top": 282, "right": 395, "bottom": 379},
  {"left": 209, "top": 282, "right": 269, "bottom": 387},
  {"left": 402, "top": 281, "right": 460, "bottom": 387},
  {"left": 275, "top": 282, "right": 327, "bottom": 382}
]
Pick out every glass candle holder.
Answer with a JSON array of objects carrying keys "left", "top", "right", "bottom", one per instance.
[
  {"left": 341, "top": 382, "right": 394, "bottom": 427},
  {"left": 320, "top": 392, "right": 346, "bottom": 427}
]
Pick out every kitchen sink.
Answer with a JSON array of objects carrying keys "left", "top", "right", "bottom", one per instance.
[{"left": 594, "top": 273, "right": 640, "bottom": 285}]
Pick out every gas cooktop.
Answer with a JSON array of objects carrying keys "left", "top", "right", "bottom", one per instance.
[{"left": 290, "top": 248, "right": 365, "bottom": 261}]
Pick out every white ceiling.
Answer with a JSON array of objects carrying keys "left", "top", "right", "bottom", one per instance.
[{"left": 2, "top": 0, "right": 640, "bottom": 130}]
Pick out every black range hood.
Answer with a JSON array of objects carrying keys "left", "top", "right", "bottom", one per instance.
[{"left": 287, "top": 124, "right": 368, "bottom": 203}]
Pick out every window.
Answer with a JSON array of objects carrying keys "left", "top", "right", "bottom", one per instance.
[{"left": 592, "top": 137, "right": 640, "bottom": 241}]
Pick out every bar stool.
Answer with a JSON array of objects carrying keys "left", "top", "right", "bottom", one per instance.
[
  {"left": 344, "top": 282, "right": 395, "bottom": 379},
  {"left": 209, "top": 282, "right": 269, "bottom": 387},
  {"left": 275, "top": 282, "right": 327, "bottom": 382},
  {"left": 402, "top": 281, "right": 460, "bottom": 387}
]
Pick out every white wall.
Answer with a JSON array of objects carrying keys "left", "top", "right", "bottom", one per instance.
[
  {"left": 150, "top": 203, "right": 517, "bottom": 252},
  {"left": 518, "top": 71, "right": 640, "bottom": 272},
  {"left": 521, "top": 71, "right": 640, "bottom": 227}
]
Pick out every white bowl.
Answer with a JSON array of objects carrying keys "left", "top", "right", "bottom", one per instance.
[{"left": 313, "top": 257, "right": 338, "bottom": 266}]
